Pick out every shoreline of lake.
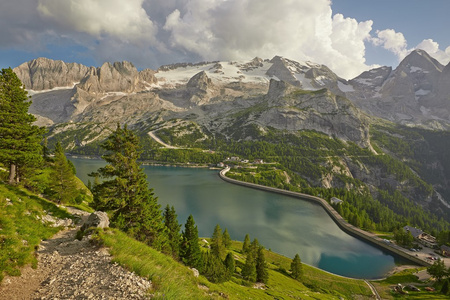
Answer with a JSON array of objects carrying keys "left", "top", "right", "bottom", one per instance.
[{"left": 218, "top": 167, "right": 429, "bottom": 270}]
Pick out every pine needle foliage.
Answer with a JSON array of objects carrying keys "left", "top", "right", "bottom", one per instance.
[
  {"left": 0, "top": 68, "right": 45, "bottom": 184},
  {"left": 91, "top": 123, "right": 167, "bottom": 250}
]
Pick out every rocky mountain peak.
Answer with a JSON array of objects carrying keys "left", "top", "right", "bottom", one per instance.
[
  {"left": 266, "top": 56, "right": 300, "bottom": 86},
  {"left": 397, "top": 49, "right": 444, "bottom": 73},
  {"left": 187, "top": 71, "right": 211, "bottom": 91},
  {"left": 96, "top": 61, "right": 140, "bottom": 93},
  {"left": 186, "top": 71, "right": 215, "bottom": 105},
  {"left": 13, "top": 57, "right": 91, "bottom": 90}
]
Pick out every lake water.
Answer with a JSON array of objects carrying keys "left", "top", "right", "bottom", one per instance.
[{"left": 70, "top": 157, "right": 407, "bottom": 279}]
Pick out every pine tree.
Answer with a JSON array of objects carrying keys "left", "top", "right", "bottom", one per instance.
[
  {"left": 163, "top": 205, "right": 182, "bottom": 259},
  {"left": 202, "top": 252, "right": 228, "bottom": 283},
  {"left": 250, "top": 238, "right": 260, "bottom": 256},
  {"left": 290, "top": 253, "right": 303, "bottom": 280},
  {"left": 256, "top": 246, "right": 269, "bottom": 283},
  {"left": 92, "top": 124, "right": 167, "bottom": 250},
  {"left": 50, "top": 141, "right": 78, "bottom": 203},
  {"left": 180, "top": 215, "right": 203, "bottom": 270},
  {"left": 242, "top": 250, "right": 257, "bottom": 282},
  {"left": 242, "top": 234, "right": 251, "bottom": 254},
  {"left": 0, "top": 68, "right": 45, "bottom": 184},
  {"left": 223, "top": 228, "right": 231, "bottom": 249},
  {"left": 211, "top": 224, "right": 225, "bottom": 258},
  {"left": 224, "top": 252, "right": 235, "bottom": 279}
]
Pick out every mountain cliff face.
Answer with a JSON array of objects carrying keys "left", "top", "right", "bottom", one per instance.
[
  {"left": 347, "top": 50, "right": 450, "bottom": 129},
  {"left": 14, "top": 57, "right": 91, "bottom": 90}
]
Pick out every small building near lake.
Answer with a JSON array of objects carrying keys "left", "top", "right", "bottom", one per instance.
[{"left": 403, "top": 226, "right": 437, "bottom": 248}]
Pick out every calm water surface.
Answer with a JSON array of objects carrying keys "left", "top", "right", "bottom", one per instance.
[{"left": 71, "top": 158, "right": 407, "bottom": 279}]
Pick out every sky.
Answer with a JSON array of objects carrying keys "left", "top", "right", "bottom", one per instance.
[{"left": 0, "top": 0, "right": 449, "bottom": 79}]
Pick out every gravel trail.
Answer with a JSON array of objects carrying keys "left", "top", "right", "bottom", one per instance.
[{"left": 0, "top": 209, "right": 152, "bottom": 300}]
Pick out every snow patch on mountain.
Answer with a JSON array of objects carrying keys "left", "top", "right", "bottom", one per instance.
[
  {"left": 337, "top": 81, "right": 354, "bottom": 92},
  {"left": 154, "top": 60, "right": 273, "bottom": 87},
  {"left": 27, "top": 83, "right": 79, "bottom": 95}
]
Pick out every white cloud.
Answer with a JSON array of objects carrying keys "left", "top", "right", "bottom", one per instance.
[
  {"left": 371, "top": 29, "right": 450, "bottom": 67},
  {"left": 372, "top": 29, "right": 408, "bottom": 60},
  {"left": 415, "top": 39, "right": 450, "bottom": 66},
  {"left": 161, "top": 0, "right": 375, "bottom": 78},
  {"left": 37, "top": 0, "right": 157, "bottom": 44},
  {"left": 3, "top": 0, "right": 448, "bottom": 77}
]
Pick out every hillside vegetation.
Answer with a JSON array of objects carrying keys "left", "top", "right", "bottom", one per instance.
[
  {"left": 0, "top": 182, "right": 72, "bottom": 281},
  {"left": 94, "top": 228, "right": 372, "bottom": 300}
]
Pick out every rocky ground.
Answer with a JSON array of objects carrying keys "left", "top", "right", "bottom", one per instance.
[{"left": 0, "top": 209, "right": 152, "bottom": 299}]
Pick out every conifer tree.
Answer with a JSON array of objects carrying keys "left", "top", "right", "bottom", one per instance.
[
  {"left": 290, "top": 253, "right": 303, "bottom": 280},
  {"left": 223, "top": 228, "right": 231, "bottom": 249},
  {"left": 211, "top": 224, "right": 225, "bottom": 258},
  {"left": 202, "top": 252, "right": 228, "bottom": 283},
  {"left": 224, "top": 252, "right": 235, "bottom": 279},
  {"left": 50, "top": 141, "right": 78, "bottom": 203},
  {"left": 250, "top": 238, "right": 260, "bottom": 256},
  {"left": 242, "top": 234, "right": 251, "bottom": 254},
  {"left": 0, "top": 68, "right": 45, "bottom": 184},
  {"left": 92, "top": 124, "right": 167, "bottom": 250},
  {"left": 163, "top": 204, "right": 181, "bottom": 259},
  {"left": 242, "top": 250, "right": 257, "bottom": 282},
  {"left": 256, "top": 246, "right": 269, "bottom": 283},
  {"left": 180, "top": 215, "right": 203, "bottom": 270}
]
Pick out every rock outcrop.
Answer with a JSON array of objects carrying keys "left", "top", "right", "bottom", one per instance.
[
  {"left": 263, "top": 79, "right": 370, "bottom": 147},
  {"left": 187, "top": 71, "right": 215, "bottom": 105},
  {"left": 81, "top": 211, "right": 110, "bottom": 231},
  {"left": 13, "top": 57, "right": 91, "bottom": 90}
]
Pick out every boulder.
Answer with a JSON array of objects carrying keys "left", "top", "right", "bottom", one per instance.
[{"left": 81, "top": 211, "right": 110, "bottom": 231}]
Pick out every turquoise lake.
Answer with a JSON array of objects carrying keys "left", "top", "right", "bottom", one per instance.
[{"left": 70, "top": 158, "right": 408, "bottom": 279}]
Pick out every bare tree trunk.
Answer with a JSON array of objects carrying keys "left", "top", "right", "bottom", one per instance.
[{"left": 9, "top": 163, "right": 16, "bottom": 184}]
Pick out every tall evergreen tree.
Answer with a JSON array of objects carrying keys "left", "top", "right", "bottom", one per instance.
[
  {"left": 290, "top": 253, "right": 303, "bottom": 280},
  {"left": 163, "top": 204, "right": 182, "bottom": 259},
  {"left": 256, "top": 246, "right": 269, "bottom": 283},
  {"left": 224, "top": 252, "right": 235, "bottom": 279},
  {"left": 223, "top": 228, "right": 232, "bottom": 249},
  {"left": 211, "top": 224, "right": 225, "bottom": 258},
  {"left": 50, "top": 141, "right": 78, "bottom": 203},
  {"left": 0, "top": 68, "right": 45, "bottom": 184},
  {"left": 180, "top": 214, "right": 203, "bottom": 270},
  {"left": 242, "top": 250, "right": 257, "bottom": 282},
  {"left": 91, "top": 124, "right": 167, "bottom": 250},
  {"left": 242, "top": 234, "right": 251, "bottom": 254},
  {"left": 202, "top": 252, "right": 228, "bottom": 283},
  {"left": 250, "top": 238, "right": 260, "bottom": 256}
]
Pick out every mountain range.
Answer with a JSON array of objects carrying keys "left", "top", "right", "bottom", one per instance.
[{"left": 11, "top": 50, "right": 450, "bottom": 222}]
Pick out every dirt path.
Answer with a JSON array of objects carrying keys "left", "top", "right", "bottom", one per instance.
[
  {"left": 0, "top": 209, "right": 152, "bottom": 299},
  {"left": 148, "top": 131, "right": 180, "bottom": 149}
]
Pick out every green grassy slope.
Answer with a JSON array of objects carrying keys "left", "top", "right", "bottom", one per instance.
[
  {"left": 94, "top": 230, "right": 373, "bottom": 300},
  {"left": 0, "top": 182, "right": 72, "bottom": 281}
]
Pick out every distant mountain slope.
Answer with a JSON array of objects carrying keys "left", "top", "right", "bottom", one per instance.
[{"left": 347, "top": 50, "right": 450, "bottom": 129}]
